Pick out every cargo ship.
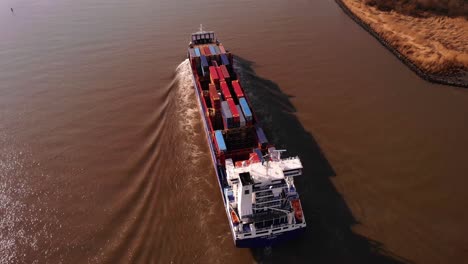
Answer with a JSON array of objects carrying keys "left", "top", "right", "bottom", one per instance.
[{"left": 187, "top": 26, "right": 306, "bottom": 247}]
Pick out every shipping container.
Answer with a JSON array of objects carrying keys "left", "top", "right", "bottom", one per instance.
[
  {"left": 203, "top": 46, "right": 211, "bottom": 56},
  {"left": 232, "top": 80, "right": 244, "bottom": 99},
  {"left": 227, "top": 98, "right": 240, "bottom": 126},
  {"left": 209, "top": 45, "right": 217, "bottom": 55},
  {"left": 220, "top": 54, "right": 230, "bottom": 66},
  {"left": 189, "top": 48, "right": 196, "bottom": 58},
  {"left": 214, "top": 130, "right": 227, "bottom": 152},
  {"left": 255, "top": 126, "right": 268, "bottom": 148},
  {"left": 216, "top": 67, "right": 225, "bottom": 82},
  {"left": 236, "top": 105, "right": 246, "bottom": 127},
  {"left": 209, "top": 84, "right": 220, "bottom": 109},
  {"left": 209, "top": 66, "right": 219, "bottom": 83},
  {"left": 201, "top": 55, "right": 209, "bottom": 69},
  {"left": 194, "top": 47, "right": 201, "bottom": 57},
  {"left": 221, "top": 101, "right": 233, "bottom": 129},
  {"left": 219, "top": 45, "right": 226, "bottom": 54},
  {"left": 239, "top": 98, "right": 252, "bottom": 123},
  {"left": 199, "top": 46, "right": 205, "bottom": 55},
  {"left": 220, "top": 65, "right": 230, "bottom": 81},
  {"left": 220, "top": 81, "right": 232, "bottom": 100},
  {"left": 214, "top": 46, "right": 221, "bottom": 55}
]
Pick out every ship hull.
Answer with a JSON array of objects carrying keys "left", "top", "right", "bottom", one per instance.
[{"left": 235, "top": 227, "right": 305, "bottom": 248}]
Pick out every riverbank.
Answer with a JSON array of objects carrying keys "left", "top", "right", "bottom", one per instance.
[{"left": 336, "top": 0, "right": 468, "bottom": 88}]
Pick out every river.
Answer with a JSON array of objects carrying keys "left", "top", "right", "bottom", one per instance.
[{"left": 1, "top": 0, "right": 468, "bottom": 263}]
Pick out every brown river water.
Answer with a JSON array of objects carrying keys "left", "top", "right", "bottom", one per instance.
[{"left": 1, "top": 0, "right": 468, "bottom": 263}]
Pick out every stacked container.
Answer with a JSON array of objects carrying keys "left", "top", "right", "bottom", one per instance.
[
  {"left": 236, "top": 105, "right": 246, "bottom": 127},
  {"left": 209, "top": 45, "right": 217, "bottom": 55},
  {"left": 239, "top": 98, "right": 252, "bottom": 125},
  {"left": 218, "top": 45, "right": 226, "bottom": 54},
  {"left": 227, "top": 99, "right": 240, "bottom": 127},
  {"left": 194, "top": 48, "right": 201, "bottom": 57},
  {"left": 200, "top": 55, "right": 209, "bottom": 77},
  {"left": 221, "top": 101, "right": 233, "bottom": 129},
  {"left": 220, "top": 54, "right": 230, "bottom": 66},
  {"left": 220, "top": 81, "right": 232, "bottom": 100},
  {"left": 220, "top": 65, "right": 230, "bottom": 82},
  {"left": 232, "top": 80, "right": 244, "bottom": 99},
  {"left": 189, "top": 48, "right": 196, "bottom": 58},
  {"left": 203, "top": 46, "right": 211, "bottom": 56},
  {"left": 214, "top": 130, "right": 227, "bottom": 152},
  {"left": 214, "top": 46, "right": 221, "bottom": 55},
  {"left": 209, "top": 84, "right": 220, "bottom": 109},
  {"left": 216, "top": 67, "right": 225, "bottom": 82},
  {"left": 209, "top": 66, "right": 219, "bottom": 85}
]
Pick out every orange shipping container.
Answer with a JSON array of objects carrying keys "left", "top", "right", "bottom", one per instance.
[{"left": 209, "top": 84, "right": 220, "bottom": 109}]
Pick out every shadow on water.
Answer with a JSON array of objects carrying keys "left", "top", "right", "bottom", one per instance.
[{"left": 234, "top": 57, "right": 411, "bottom": 264}]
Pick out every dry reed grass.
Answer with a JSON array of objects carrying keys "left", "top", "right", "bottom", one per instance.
[{"left": 343, "top": 0, "right": 468, "bottom": 75}]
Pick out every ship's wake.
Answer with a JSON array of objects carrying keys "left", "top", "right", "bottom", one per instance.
[{"left": 99, "top": 59, "right": 233, "bottom": 263}]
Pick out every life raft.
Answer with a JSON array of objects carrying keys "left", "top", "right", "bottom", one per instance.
[
  {"left": 230, "top": 209, "right": 240, "bottom": 225},
  {"left": 291, "top": 199, "right": 303, "bottom": 222}
]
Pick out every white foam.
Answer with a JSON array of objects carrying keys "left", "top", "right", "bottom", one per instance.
[{"left": 174, "top": 59, "right": 204, "bottom": 165}]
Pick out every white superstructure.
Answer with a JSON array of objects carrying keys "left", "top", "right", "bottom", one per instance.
[{"left": 224, "top": 148, "right": 306, "bottom": 241}]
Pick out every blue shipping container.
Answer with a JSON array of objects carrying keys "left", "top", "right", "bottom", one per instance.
[
  {"left": 201, "top": 55, "right": 209, "bottom": 68},
  {"left": 255, "top": 126, "right": 268, "bottom": 145},
  {"left": 215, "top": 130, "right": 227, "bottom": 152},
  {"left": 220, "top": 54, "right": 230, "bottom": 66},
  {"left": 239, "top": 98, "right": 252, "bottom": 121},
  {"left": 209, "top": 45, "right": 217, "bottom": 55},
  {"left": 194, "top": 47, "right": 201, "bottom": 57},
  {"left": 236, "top": 105, "right": 245, "bottom": 127}
]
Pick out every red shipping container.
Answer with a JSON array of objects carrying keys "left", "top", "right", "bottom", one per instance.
[
  {"left": 220, "top": 65, "right": 230, "bottom": 80},
  {"left": 216, "top": 67, "right": 225, "bottom": 82},
  {"left": 220, "top": 81, "right": 231, "bottom": 100},
  {"left": 203, "top": 46, "right": 211, "bottom": 56},
  {"left": 209, "top": 66, "right": 218, "bottom": 84},
  {"left": 227, "top": 98, "right": 240, "bottom": 124},
  {"left": 232, "top": 80, "right": 244, "bottom": 98}
]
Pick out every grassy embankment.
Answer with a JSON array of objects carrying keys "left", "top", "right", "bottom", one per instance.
[{"left": 337, "top": 0, "right": 468, "bottom": 86}]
